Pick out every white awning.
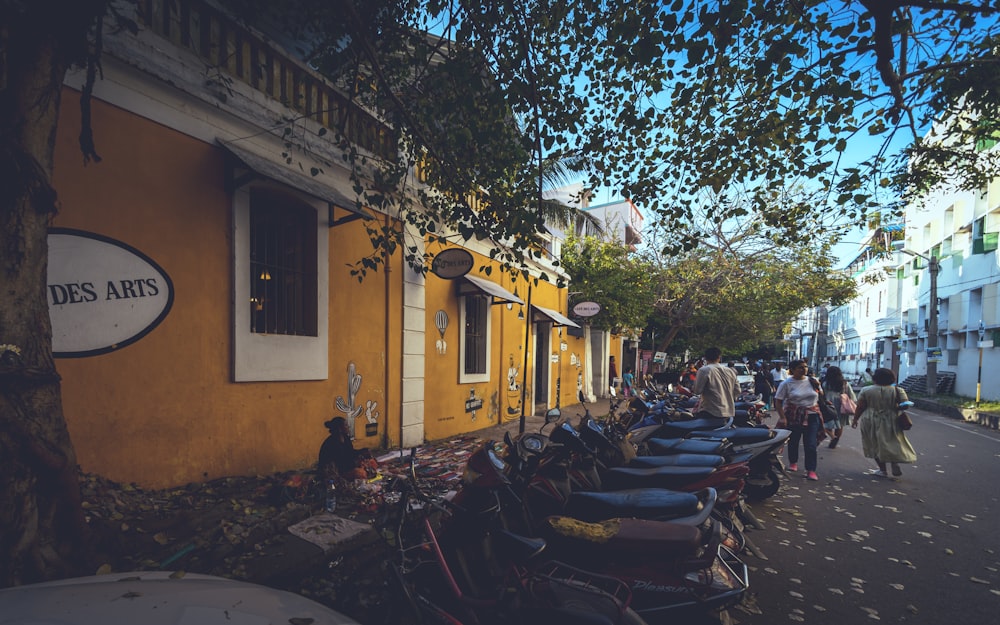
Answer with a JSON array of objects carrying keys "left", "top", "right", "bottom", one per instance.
[
  {"left": 217, "top": 140, "right": 371, "bottom": 222},
  {"left": 531, "top": 304, "right": 580, "bottom": 328},
  {"left": 458, "top": 275, "right": 524, "bottom": 305}
]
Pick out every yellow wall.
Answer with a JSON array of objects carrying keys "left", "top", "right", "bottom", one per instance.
[
  {"left": 51, "top": 91, "right": 401, "bottom": 488},
  {"left": 421, "top": 245, "right": 582, "bottom": 440}
]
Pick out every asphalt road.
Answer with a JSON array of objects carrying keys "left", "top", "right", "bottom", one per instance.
[{"left": 734, "top": 408, "right": 1000, "bottom": 624}]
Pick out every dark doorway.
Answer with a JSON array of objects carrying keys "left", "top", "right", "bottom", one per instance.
[{"left": 534, "top": 323, "right": 551, "bottom": 415}]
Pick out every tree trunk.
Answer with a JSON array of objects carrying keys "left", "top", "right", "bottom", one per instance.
[{"left": 0, "top": 0, "right": 108, "bottom": 587}]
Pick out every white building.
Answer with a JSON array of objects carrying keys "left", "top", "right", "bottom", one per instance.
[
  {"left": 583, "top": 199, "right": 643, "bottom": 251},
  {"left": 821, "top": 229, "right": 899, "bottom": 382},
  {"left": 891, "top": 178, "right": 1000, "bottom": 400},
  {"left": 818, "top": 178, "right": 1000, "bottom": 399}
]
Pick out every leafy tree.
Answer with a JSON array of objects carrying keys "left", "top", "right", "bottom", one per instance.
[
  {"left": 639, "top": 197, "right": 855, "bottom": 356},
  {"left": 560, "top": 235, "right": 657, "bottom": 333},
  {"left": 3, "top": 0, "right": 996, "bottom": 583}
]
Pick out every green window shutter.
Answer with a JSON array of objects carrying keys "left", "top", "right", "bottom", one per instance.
[
  {"left": 985, "top": 232, "right": 998, "bottom": 253},
  {"left": 974, "top": 237, "right": 985, "bottom": 254}
]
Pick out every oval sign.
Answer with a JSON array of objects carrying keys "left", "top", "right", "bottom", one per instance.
[
  {"left": 48, "top": 228, "right": 174, "bottom": 358},
  {"left": 430, "top": 248, "right": 474, "bottom": 279},
  {"left": 572, "top": 301, "right": 602, "bottom": 317}
]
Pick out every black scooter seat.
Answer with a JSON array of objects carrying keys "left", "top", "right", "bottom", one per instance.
[
  {"left": 565, "top": 488, "right": 701, "bottom": 522},
  {"left": 649, "top": 418, "right": 730, "bottom": 439},
  {"left": 693, "top": 427, "right": 774, "bottom": 443},
  {"left": 646, "top": 437, "right": 731, "bottom": 456},
  {"left": 600, "top": 465, "right": 717, "bottom": 491},
  {"left": 626, "top": 453, "right": 725, "bottom": 468}
]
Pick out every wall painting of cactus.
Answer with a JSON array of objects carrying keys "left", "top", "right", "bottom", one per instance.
[{"left": 335, "top": 362, "right": 379, "bottom": 438}]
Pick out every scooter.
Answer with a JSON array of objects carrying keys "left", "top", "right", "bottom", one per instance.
[
  {"left": 453, "top": 439, "right": 749, "bottom": 622},
  {"left": 376, "top": 449, "right": 649, "bottom": 625}
]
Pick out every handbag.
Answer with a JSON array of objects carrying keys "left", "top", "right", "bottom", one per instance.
[
  {"left": 839, "top": 391, "right": 857, "bottom": 415},
  {"left": 810, "top": 378, "right": 839, "bottom": 423},
  {"left": 895, "top": 388, "right": 913, "bottom": 430}
]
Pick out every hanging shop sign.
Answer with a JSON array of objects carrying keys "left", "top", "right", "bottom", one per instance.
[
  {"left": 430, "top": 248, "right": 474, "bottom": 279},
  {"left": 47, "top": 228, "right": 174, "bottom": 358},
  {"left": 572, "top": 301, "right": 601, "bottom": 317}
]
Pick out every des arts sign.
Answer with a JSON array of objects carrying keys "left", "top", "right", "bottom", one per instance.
[{"left": 47, "top": 228, "right": 174, "bottom": 357}]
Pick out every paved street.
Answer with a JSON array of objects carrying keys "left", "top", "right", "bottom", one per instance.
[{"left": 736, "top": 408, "right": 1000, "bottom": 623}]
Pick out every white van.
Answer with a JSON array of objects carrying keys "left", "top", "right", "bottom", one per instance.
[{"left": 730, "top": 363, "right": 753, "bottom": 387}]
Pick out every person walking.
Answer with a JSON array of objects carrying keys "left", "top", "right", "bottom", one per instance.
[
  {"left": 754, "top": 365, "right": 775, "bottom": 411},
  {"left": 822, "top": 366, "right": 856, "bottom": 449},
  {"left": 851, "top": 368, "right": 917, "bottom": 478},
  {"left": 771, "top": 363, "right": 787, "bottom": 387},
  {"left": 859, "top": 367, "right": 874, "bottom": 386},
  {"left": 692, "top": 347, "right": 739, "bottom": 419},
  {"left": 773, "top": 359, "right": 822, "bottom": 481},
  {"left": 622, "top": 367, "right": 635, "bottom": 398}
]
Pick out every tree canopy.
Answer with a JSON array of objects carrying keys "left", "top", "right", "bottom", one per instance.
[
  {"left": 559, "top": 235, "right": 658, "bottom": 332},
  {"left": 227, "top": 0, "right": 1000, "bottom": 268},
  {"left": 637, "top": 197, "right": 856, "bottom": 356}
]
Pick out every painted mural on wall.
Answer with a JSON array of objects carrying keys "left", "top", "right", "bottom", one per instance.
[
  {"left": 435, "top": 310, "right": 449, "bottom": 354},
  {"left": 506, "top": 353, "right": 521, "bottom": 417},
  {"left": 335, "top": 362, "right": 379, "bottom": 438},
  {"left": 465, "top": 388, "right": 483, "bottom": 421}
]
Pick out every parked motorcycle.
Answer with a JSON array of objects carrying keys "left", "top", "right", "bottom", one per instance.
[
  {"left": 376, "top": 449, "right": 648, "bottom": 625},
  {"left": 605, "top": 395, "right": 790, "bottom": 502},
  {"left": 475, "top": 433, "right": 749, "bottom": 622}
]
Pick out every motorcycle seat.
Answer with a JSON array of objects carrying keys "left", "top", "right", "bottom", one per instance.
[
  {"left": 542, "top": 515, "right": 702, "bottom": 558},
  {"left": 565, "top": 488, "right": 702, "bottom": 522},
  {"left": 648, "top": 419, "right": 730, "bottom": 438},
  {"left": 496, "top": 529, "right": 547, "bottom": 562},
  {"left": 693, "top": 427, "right": 774, "bottom": 443},
  {"left": 627, "top": 453, "right": 725, "bottom": 468},
  {"left": 645, "top": 437, "right": 731, "bottom": 456},
  {"left": 599, "top": 465, "right": 717, "bottom": 491}
]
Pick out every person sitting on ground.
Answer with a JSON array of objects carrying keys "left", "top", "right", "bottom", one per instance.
[{"left": 318, "top": 417, "right": 375, "bottom": 481}]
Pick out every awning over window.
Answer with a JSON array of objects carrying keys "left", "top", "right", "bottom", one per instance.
[
  {"left": 531, "top": 305, "right": 580, "bottom": 328},
  {"left": 458, "top": 275, "right": 524, "bottom": 306},
  {"left": 217, "top": 140, "right": 372, "bottom": 223}
]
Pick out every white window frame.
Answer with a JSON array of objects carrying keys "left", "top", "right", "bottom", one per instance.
[
  {"left": 233, "top": 182, "right": 329, "bottom": 381},
  {"left": 459, "top": 294, "right": 491, "bottom": 384}
]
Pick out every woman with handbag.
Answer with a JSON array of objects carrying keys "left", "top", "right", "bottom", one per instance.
[
  {"left": 822, "top": 366, "right": 856, "bottom": 449},
  {"left": 773, "top": 359, "right": 823, "bottom": 481},
  {"left": 851, "top": 368, "right": 917, "bottom": 478}
]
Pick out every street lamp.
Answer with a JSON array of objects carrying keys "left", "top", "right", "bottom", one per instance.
[
  {"left": 977, "top": 320, "right": 987, "bottom": 407},
  {"left": 893, "top": 242, "right": 940, "bottom": 395}
]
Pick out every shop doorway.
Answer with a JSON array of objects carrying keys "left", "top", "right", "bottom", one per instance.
[{"left": 533, "top": 322, "right": 551, "bottom": 415}]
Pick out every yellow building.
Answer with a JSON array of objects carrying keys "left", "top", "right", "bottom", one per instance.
[{"left": 49, "top": 0, "right": 588, "bottom": 488}]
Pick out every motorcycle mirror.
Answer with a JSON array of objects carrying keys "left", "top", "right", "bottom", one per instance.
[{"left": 545, "top": 408, "right": 561, "bottom": 423}]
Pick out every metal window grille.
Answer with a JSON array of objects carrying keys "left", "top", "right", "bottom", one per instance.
[
  {"left": 249, "top": 190, "right": 317, "bottom": 336},
  {"left": 464, "top": 296, "right": 487, "bottom": 374}
]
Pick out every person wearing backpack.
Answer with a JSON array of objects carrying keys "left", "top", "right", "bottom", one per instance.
[{"left": 822, "top": 366, "right": 856, "bottom": 449}]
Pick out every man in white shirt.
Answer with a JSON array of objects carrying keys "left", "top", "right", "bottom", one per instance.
[
  {"left": 771, "top": 363, "right": 786, "bottom": 386},
  {"left": 693, "top": 347, "right": 740, "bottom": 419}
]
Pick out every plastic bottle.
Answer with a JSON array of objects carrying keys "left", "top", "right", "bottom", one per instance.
[{"left": 325, "top": 479, "right": 337, "bottom": 513}]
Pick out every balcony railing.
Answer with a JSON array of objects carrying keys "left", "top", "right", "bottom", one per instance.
[{"left": 137, "top": 0, "right": 397, "bottom": 162}]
